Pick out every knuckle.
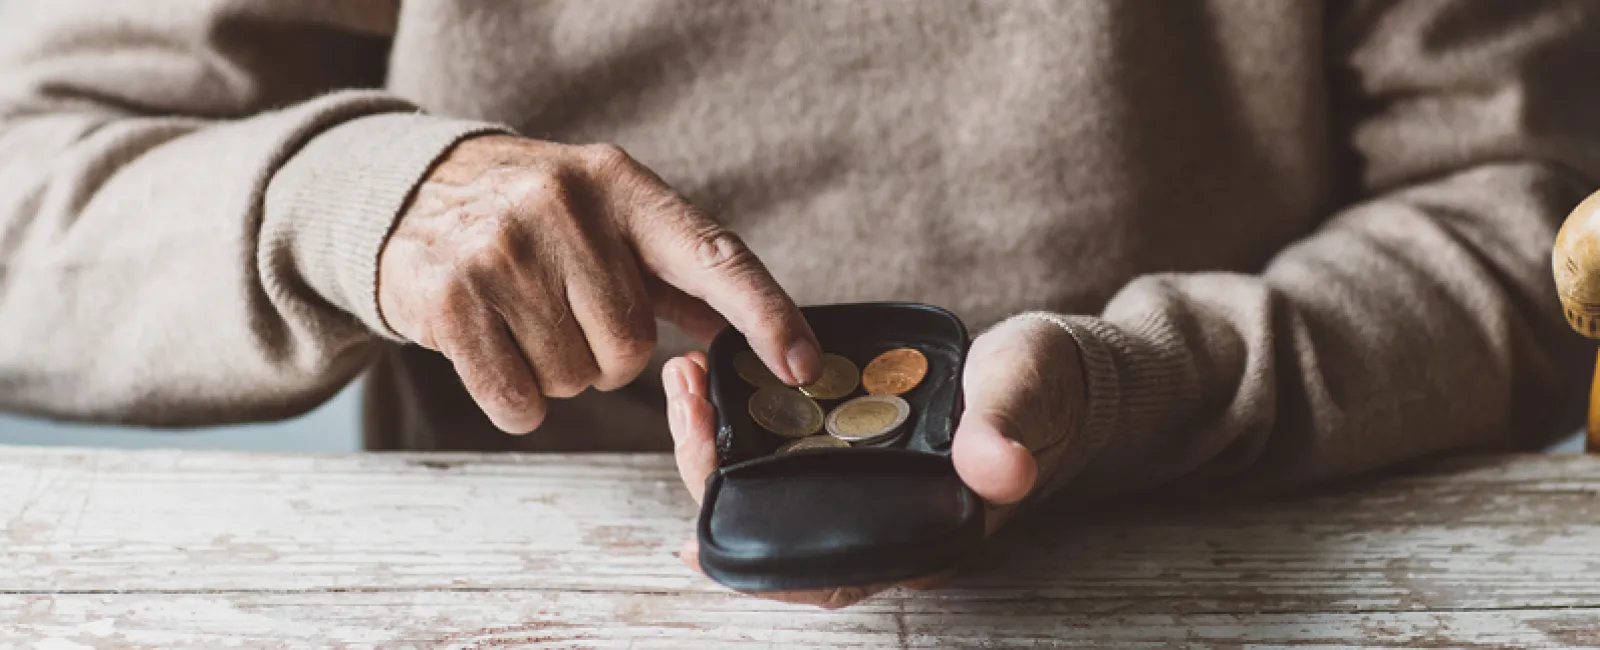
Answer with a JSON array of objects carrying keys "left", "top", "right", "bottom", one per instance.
[
  {"left": 578, "top": 142, "right": 633, "bottom": 172},
  {"left": 611, "top": 290, "right": 659, "bottom": 343},
  {"left": 586, "top": 287, "right": 657, "bottom": 385},
  {"left": 516, "top": 169, "right": 593, "bottom": 238},
  {"left": 453, "top": 221, "right": 522, "bottom": 274},
  {"left": 618, "top": 326, "right": 658, "bottom": 362},
  {"left": 608, "top": 315, "right": 658, "bottom": 358},
  {"left": 541, "top": 374, "right": 592, "bottom": 399},
  {"left": 489, "top": 383, "right": 528, "bottom": 411},
  {"left": 690, "top": 226, "right": 756, "bottom": 273},
  {"left": 595, "top": 328, "right": 657, "bottom": 391},
  {"left": 425, "top": 282, "right": 479, "bottom": 331},
  {"left": 537, "top": 350, "right": 600, "bottom": 399},
  {"left": 510, "top": 164, "right": 578, "bottom": 216},
  {"left": 480, "top": 377, "right": 533, "bottom": 414}
]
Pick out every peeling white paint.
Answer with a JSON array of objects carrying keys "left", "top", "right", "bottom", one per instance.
[
  {"left": 3, "top": 447, "right": 1600, "bottom": 646},
  {"left": 36, "top": 639, "right": 95, "bottom": 650}
]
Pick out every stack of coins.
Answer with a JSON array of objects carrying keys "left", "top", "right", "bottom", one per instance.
[{"left": 735, "top": 347, "right": 930, "bottom": 456}]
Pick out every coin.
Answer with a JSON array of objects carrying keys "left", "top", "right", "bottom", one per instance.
[
  {"left": 733, "top": 350, "right": 786, "bottom": 388},
  {"left": 826, "top": 395, "right": 911, "bottom": 442},
  {"left": 862, "top": 348, "right": 929, "bottom": 396},
  {"left": 798, "top": 353, "right": 860, "bottom": 400},
  {"left": 776, "top": 435, "right": 850, "bottom": 455},
  {"left": 856, "top": 430, "right": 907, "bottom": 448},
  {"left": 748, "top": 387, "right": 825, "bottom": 438}
]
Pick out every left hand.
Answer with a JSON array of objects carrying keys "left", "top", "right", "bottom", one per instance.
[{"left": 662, "top": 314, "right": 1088, "bottom": 608}]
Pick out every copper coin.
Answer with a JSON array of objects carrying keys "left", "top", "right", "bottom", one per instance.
[
  {"left": 861, "top": 348, "right": 929, "bottom": 396},
  {"left": 776, "top": 435, "right": 850, "bottom": 455},
  {"left": 826, "top": 395, "right": 911, "bottom": 443},
  {"left": 798, "top": 353, "right": 860, "bottom": 400},
  {"left": 733, "top": 350, "right": 786, "bottom": 388},
  {"left": 747, "top": 387, "right": 824, "bottom": 438}
]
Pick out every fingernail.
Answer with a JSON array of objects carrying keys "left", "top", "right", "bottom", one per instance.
[
  {"left": 786, "top": 337, "right": 821, "bottom": 385},
  {"left": 667, "top": 400, "right": 687, "bottom": 442},
  {"left": 1008, "top": 438, "right": 1032, "bottom": 454},
  {"left": 663, "top": 364, "right": 687, "bottom": 399}
]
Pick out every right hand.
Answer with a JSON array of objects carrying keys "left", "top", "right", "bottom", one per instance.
[{"left": 377, "top": 135, "right": 820, "bottom": 434}]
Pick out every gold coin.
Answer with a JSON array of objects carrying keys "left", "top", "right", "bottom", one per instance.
[
  {"left": 733, "top": 350, "right": 785, "bottom": 388},
  {"left": 826, "top": 395, "right": 911, "bottom": 442},
  {"left": 856, "top": 430, "right": 908, "bottom": 447},
  {"left": 798, "top": 353, "right": 860, "bottom": 400},
  {"left": 776, "top": 435, "right": 850, "bottom": 455},
  {"left": 748, "top": 387, "right": 824, "bottom": 438},
  {"left": 861, "top": 348, "right": 929, "bottom": 396}
]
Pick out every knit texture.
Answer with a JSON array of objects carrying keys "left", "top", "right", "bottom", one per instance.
[
  {"left": 266, "top": 112, "right": 516, "bottom": 339},
  {"left": 2, "top": 1, "right": 1598, "bottom": 498}
]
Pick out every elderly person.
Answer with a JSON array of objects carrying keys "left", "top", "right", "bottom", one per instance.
[{"left": 1, "top": 0, "right": 1596, "bottom": 605}]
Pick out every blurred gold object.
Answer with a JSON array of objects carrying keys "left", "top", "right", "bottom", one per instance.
[
  {"left": 748, "top": 387, "right": 824, "bottom": 438},
  {"left": 861, "top": 348, "right": 929, "bottom": 396},
  {"left": 1553, "top": 190, "right": 1600, "bottom": 452},
  {"left": 776, "top": 435, "right": 850, "bottom": 454},
  {"left": 799, "top": 353, "right": 860, "bottom": 400},
  {"left": 733, "top": 350, "right": 786, "bottom": 388}
]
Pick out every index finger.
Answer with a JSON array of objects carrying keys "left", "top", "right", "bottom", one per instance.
[{"left": 601, "top": 153, "right": 821, "bottom": 385}]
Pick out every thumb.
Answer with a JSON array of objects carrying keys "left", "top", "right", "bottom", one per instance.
[
  {"left": 952, "top": 315, "right": 1085, "bottom": 507},
  {"left": 952, "top": 410, "right": 1037, "bottom": 505}
]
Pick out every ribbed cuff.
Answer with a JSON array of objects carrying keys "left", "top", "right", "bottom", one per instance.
[
  {"left": 1017, "top": 311, "right": 1198, "bottom": 498},
  {"left": 268, "top": 112, "right": 515, "bottom": 340}
]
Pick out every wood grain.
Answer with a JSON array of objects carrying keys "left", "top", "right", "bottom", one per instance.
[{"left": 4, "top": 446, "right": 1600, "bottom": 647}]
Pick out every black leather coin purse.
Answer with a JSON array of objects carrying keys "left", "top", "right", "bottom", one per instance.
[{"left": 696, "top": 302, "right": 985, "bottom": 592}]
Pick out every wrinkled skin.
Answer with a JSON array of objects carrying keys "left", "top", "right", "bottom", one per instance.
[
  {"left": 379, "top": 135, "right": 822, "bottom": 432},
  {"left": 379, "top": 135, "right": 1089, "bottom": 608},
  {"left": 664, "top": 315, "right": 1087, "bottom": 608}
]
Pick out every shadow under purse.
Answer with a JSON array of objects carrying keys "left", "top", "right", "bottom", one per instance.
[{"left": 695, "top": 302, "right": 985, "bottom": 592}]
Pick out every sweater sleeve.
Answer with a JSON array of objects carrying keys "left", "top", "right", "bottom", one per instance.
[
  {"left": 0, "top": 1, "right": 511, "bottom": 426},
  {"left": 1039, "top": 0, "right": 1600, "bottom": 499}
]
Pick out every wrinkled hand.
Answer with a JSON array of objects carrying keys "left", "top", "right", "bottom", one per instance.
[
  {"left": 663, "top": 314, "right": 1087, "bottom": 608},
  {"left": 378, "top": 135, "right": 821, "bottom": 433}
]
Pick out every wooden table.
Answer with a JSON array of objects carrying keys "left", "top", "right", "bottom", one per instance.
[{"left": 3, "top": 446, "right": 1599, "bottom": 648}]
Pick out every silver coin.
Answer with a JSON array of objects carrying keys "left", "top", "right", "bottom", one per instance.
[
  {"left": 857, "top": 430, "right": 908, "bottom": 448},
  {"left": 826, "top": 395, "right": 911, "bottom": 443}
]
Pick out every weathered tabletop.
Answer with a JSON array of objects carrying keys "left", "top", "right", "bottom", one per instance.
[{"left": 3, "top": 447, "right": 1600, "bottom": 649}]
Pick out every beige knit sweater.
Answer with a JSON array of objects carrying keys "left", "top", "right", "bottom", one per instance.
[{"left": 1, "top": 0, "right": 1596, "bottom": 498}]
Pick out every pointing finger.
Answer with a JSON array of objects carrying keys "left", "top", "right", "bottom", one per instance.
[{"left": 599, "top": 151, "right": 820, "bottom": 386}]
